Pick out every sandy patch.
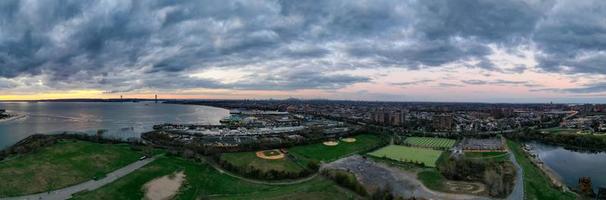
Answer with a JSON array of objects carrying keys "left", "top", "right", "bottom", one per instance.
[
  {"left": 323, "top": 141, "right": 339, "bottom": 146},
  {"left": 340, "top": 138, "right": 356, "bottom": 143},
  {"left": 256, "top": 150, "right": 285, "bottom": 160},
  {"left": 144, "top": 171, "right": 186, "bottom": 200}
]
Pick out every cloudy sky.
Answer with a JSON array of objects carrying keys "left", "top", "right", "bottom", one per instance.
[{"left": 1, "top": 0, "right": 606, "bottom": 103}]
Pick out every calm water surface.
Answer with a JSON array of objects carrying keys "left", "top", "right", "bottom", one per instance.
[
  {"left": 0, "top": 102, "right": 228, "bottom": 149},
  {"left": 527, "top": 142, "right": 606, "bottom": 191}
]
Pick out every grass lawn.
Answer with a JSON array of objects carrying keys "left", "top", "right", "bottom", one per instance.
[
  {"left": 417, "top": 169, "right": 446, "bottom": 191},
  {"left": 289, "top": 134, "right": 383, "bottom": 163},
  {"left": 220, "top": 151, "right": 304, "bottom": 173},
  {"left": 72, "top": 156, "right": 357, "bottom": 200},
  {"left": 507, "top": 140, "right": 576, "bottom": 200},
  {"left": 0, "top": 140, "right": 142, "bottom": 197},
  {"left": 464, "top": 152, "right": 510, "bottom": 162},
  {"left": 404, "top": 137, "right": 456, "bottom": 149},
  {"left": 367, "top": 145, "right": 443, "bottom": 167}
]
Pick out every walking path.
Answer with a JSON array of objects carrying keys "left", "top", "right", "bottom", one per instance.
[
  {"left": 506, "top": 151, "right": 524, "bottom": 200},
  {"left": 1, "top": 157, "right": 157, "bottom": 200}
]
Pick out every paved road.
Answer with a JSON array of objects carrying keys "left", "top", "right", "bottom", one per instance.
[
  {"left": 1, "top": 157, "right": 157, "bottom": 200},
  {"left": 506, "top": 148, "right": 524, "bottom": 200},
  {"left": 323, "top": 155, "right": 493, "bottom": 200}
]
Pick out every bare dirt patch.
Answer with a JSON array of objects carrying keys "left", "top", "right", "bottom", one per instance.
[
  {"left": 143, "top": 171, "right": 186, "bottom": 200},
  {"left": 323, "top": 141, "right": 339, "bottom": 146},
  {"left": 340, "top": 138, "right": 356, "bottom": 143},
  {"left": 444, "top": 181, "right": 486, "bottom": 194},
  {"left": 255, "top": 150, "right": 285, "bottom": 160}
]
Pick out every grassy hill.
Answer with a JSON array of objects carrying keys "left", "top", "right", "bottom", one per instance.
[{"left": 0, "top": 140, "right": 142, "bottom": 197}]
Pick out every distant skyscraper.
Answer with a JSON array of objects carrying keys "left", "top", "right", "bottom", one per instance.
[{"left": 155, "top": 94, "right": 158, "bottom": 103}]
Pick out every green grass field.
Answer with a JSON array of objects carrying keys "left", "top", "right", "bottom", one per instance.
[
  {"left": 507, "top": 140, "right": 576, "bottom": 200},
  {"left": 404, "top": 137, "right": 456, "bottom": 149},
  {"left": 367, "top": 145, "right": 443, "bottom": 167},
  {"left": 0, "top": 140, "right": 142, "bottom": 197},
  {"left": 72, "top": 156, "right": 356, "bottom": 200},
  {"left": 220, "top": 151, "right": 304, "bottom": 173},
  {"left": 464, "top": 152, "right": 510, "bottom": 162},
  {"left": 289, "top": 134, "right": 383, "bottom": 164},
  {"left": 417, "top": 169, "right": 446, "bottom": 191}
]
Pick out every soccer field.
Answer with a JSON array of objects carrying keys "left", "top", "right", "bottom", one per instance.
[
  {"left": 404, "top": 137, "right": 456, "bottom": 149},
  {"left": 368, "top": 145, "right": 443, "bottom": 167}
]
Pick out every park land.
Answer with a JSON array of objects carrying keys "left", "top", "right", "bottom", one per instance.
[
  {"left": 0, "top": 140, "right": 143, "bottom": 197},
  {"left": 0, "top": 133, "right": 581, "bottom": 199}
]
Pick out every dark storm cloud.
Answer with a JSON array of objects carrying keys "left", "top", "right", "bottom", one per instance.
[
  {"left": 391, "top": 79, "right": 433, "bottom": 87},
  {"left": 507, "top": 64, "right": 527, "bottom": 74},
  {"left": 462, "top": 79, "right": 541, "bottom": 87},
  {"left": 436, "top": 83, "right": 463, "bottom": 88},
  {"left": 414, "top": 0, "right": 541, "bottom": 42},
  {"left": 230, "top": 70, "right": 370, "bottom": 90},
  {"left": 0, "top": 0, "right": 604, "bottom": 92},
  {"left": 532, "top": 1, "right": 606, "bottom": 75},
  {"left": 533, "top": 82, "right": 606, "bottom": 94}
]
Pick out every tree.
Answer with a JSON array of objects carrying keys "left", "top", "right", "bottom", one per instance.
[
  {"left": 96, "top": 129, "right": 107, "bottom": 142},
  {"left": 307, "top": 160, "right": 320, "bottom": 171}
]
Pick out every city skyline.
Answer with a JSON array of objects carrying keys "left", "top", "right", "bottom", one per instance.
[{"left": 2, "top": 0, "right": 606, "bottom": 103}]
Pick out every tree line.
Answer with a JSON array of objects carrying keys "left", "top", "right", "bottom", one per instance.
[
  {"left": 439, "top": 156, "right": 516, "bottom": 197},
  {"left": 507, "top": 127, "right": 606, "bottom": 151},
  {"left": 0, "top": 132, "right": 143, "bottom": 162}
]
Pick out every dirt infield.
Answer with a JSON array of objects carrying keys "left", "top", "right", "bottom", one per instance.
[
  {"left": 255, "top": 150, "right": 285, "bottom": 160},
  {"left": 340, "top": 138, "right": 356, "bottom": 143},
  {"left": 323, "top": 141, "right": 339, "bottom": 146}
]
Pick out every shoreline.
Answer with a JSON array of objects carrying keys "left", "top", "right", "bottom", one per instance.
[
  {"left": 0, "top": 113, "right": 26, "bottom": 123},
  {"left": 522, "top": 145, "right": 570, "bottom": 192}
]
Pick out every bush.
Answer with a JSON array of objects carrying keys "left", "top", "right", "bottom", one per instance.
[
  {"left": 307, "top": 160, "right": 320, "bottom": 171},
  {"left": 323, "top": 170, "right": 368, "bottom": 196}
]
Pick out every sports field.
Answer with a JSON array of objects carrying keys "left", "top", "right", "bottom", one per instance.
[
  {"left": 289, "top": 134, "right": 383, "bottom": 163},
  {"left": 0, "top": 140, "right": 143, "bottom": 197},
  {"left": 368, "top": 145, "right": 443, "bottom": 167},
  {"left": 72, "top": 156, "right": 356, "bottom": 200},
  {"left": 404, "top": 137, "right": 456, "bottom": 149},
  {"left": 220, "top": 151, "right": 304, "bottom": 174}
]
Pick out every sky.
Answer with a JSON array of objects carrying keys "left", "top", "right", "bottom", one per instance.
[{"left": 1, "top": 0, "right": 606, "bottom": 103}]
